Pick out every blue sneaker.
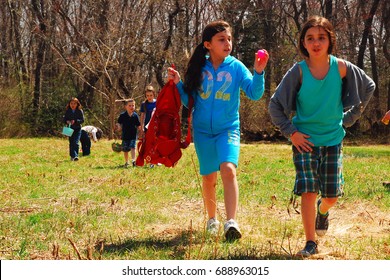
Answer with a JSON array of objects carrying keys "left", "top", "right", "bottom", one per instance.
[
  {"left": 296, "top": 241, "right": 318, "bottom": 257},
  {"left": 316, "top": 199, "right": 329, "bottom": 236}
]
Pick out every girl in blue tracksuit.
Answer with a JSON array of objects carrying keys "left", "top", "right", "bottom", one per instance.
[{"left": 168, "top": 20, "right": 269, "bottom": 241}]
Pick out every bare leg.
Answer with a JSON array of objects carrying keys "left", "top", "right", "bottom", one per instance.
[
  {"left": 319, "top": 197, "right": 338, "bottom": 214},
  {"left": 220, "top": 162, "right": 238, "bottom": 220},
  {"left": 131, "top": 148, "right": 136, "bottom": 162},
  {"left": 301, "top": 192, "right": 317, "bottom": 241},
  {"left": 202, "top": 172, "right": 218, "bottom": 219},
  {"left": 124, "top": 151, "right": 129, "bottom": 164}
]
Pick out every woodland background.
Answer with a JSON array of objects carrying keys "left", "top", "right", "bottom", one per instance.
[{"left": 0, "top": 0, "right": 389, "bottom": 140}]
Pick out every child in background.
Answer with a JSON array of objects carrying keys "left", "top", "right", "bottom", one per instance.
[
  {"left": 140, "top": 85, "right": 158, "bottom": 168},
  {"left": 63, "top": 97, "right": 84, "bottom": 161},
  {"left": 117, "top": 99, "right": 141, "bottom": 167},
  {"left": 80, "top": 125, "right": 103, "bottom": 156},
  {"left": 140, "top": 85, "right": 157, "bottom": 134},
  {"left": 269, "top": 16, "right": 375, "bottom": 257},
  {"left": 168, "top": 20, "right": 269, "bottom": 241}
]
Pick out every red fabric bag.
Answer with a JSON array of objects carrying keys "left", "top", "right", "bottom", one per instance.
[{"left": 136, "top": 79, "right": 193, "bottom": 167}]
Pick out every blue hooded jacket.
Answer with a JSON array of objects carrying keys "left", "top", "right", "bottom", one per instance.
[{"left": 177, "top": 55, "right": 265, "bottom": 134}]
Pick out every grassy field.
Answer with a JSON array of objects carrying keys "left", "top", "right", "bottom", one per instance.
[{"left": 0, "top": 138, "right": 389, "bottom": 260}]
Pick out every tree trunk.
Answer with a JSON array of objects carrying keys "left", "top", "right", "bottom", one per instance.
[
  {"left": 350, "top": 0, "right": 380, "bottom": 135},
  {"left": 31, "top": 0, "right": 47, "bottom": 125},
  {"left": 324, "top": 0, "right": 333, "bottom": 19},
  {"left": 0, "top": 2, "right": 9, "bottom": 86},
  {"left": 8, "top": 1, "right": 28, "bottom": 112},
  {"left": 356, "top": 0, "right": 381, "bottom": 68}
]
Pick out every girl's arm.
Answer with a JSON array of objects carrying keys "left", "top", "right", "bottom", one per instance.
[
  {"left": 268, "top": 63, "right": 301, "bottom": 137},
  {"left": 73, "top": 110, "right": 84, "bottom": 125},
  {"left": 64, "top": 109, "right": 71, "bottom": 124},
  {"left": 337, "top": 59, "right": 347, "bottom": 79},
  {"left": 167, "top": 67, "right": 191, "bottom": 107},
  {"left": 240, "top": 52, "right": 269, "bottom": 100},
  {"left": 140, "top": 112, "right": 146, "bottom": 130},
  {"left": 342, "top": 61, "right": 375, "bottom": 127}
]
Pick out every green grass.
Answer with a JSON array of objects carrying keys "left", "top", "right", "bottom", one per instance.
[{"left": 0, "top": 138, "right": 389, "bottom": 260}]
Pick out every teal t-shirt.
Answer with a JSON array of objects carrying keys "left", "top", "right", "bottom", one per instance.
[{"left": 292, "top": 55, "right": 345, "bottom": 146}]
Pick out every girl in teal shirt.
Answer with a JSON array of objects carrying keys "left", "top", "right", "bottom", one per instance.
[{"left": 269, "top": 16, "right": 375, "bottom": 257}]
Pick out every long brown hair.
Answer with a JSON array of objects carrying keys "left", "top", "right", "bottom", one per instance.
[
  {"left": 66, "top": 97, "right": 82, "bottom": 110},
  {"left": 183, "top": 20, "right": 232, "bottom": 94},
  {"left": 298, "top": 16, "right": 337, "bottom": 58}
]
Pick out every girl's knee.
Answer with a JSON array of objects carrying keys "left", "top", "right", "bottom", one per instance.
[
  {"left": 220, "top": 162, "right": 236, "bottom": 180},
  {"left": 323, "top": 197, "right": 338, "bottom": 207}
]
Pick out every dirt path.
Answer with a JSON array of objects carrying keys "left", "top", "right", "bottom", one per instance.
[
  {"left": 159, "top": 199, "right": 390, "bottom": 259},
  {"left": 310, "top": 201, "right": 390, "bottom": 259}
]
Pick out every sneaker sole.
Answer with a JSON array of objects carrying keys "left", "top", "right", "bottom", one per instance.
[
  {"left": 225, "top": 227, "right": 242, "bottom": 241},
  {"left": 296, "top": 251, "right": 311, "bottom": 258},
  {"left": 315, "top": 229, "right": 327, "bottom": 236},
  {"left": 296, "top": 250, "right": 317, "bottom": 258}
]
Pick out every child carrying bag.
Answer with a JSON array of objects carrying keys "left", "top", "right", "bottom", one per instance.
[
  {"left": 62, "top": 124, "right": 74, "bottom": 137},
  {"left": 136, "top": 78, "right": 193, "bottom": 167}
]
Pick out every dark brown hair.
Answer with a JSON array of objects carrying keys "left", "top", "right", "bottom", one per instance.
[
  {"left": 298, "top": 16, "right": 336, "bottom": 58},
  {"left": 66, "top": 97, "right": 82, "bottom": 110},
  {"left": 184, "top": 20, "right": 232, "bottom": 93}
]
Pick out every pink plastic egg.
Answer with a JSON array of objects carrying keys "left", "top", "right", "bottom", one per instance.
[{"left": 257, "top": 50, "right": 266, "bottom": 59}]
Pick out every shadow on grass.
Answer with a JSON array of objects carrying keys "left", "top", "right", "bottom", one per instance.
[
  {"left": 92, "top": 164, "right": 132, "bottom": 170},
  {"left": 213, "top": 243, "right": 297, "bottom": 260},
  {"left": 98, "top": 229, "right": 299, "bottom": 260},
  {"left": 217, "top": 252, "right": 297, "bottom": 260},
  {"left": 99, "top": 230, "right": 193, "bottom": 259}
]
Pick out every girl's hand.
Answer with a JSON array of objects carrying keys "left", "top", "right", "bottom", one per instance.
[
  {"left": 254, "top": 49, "right": 269, "bottom": 74},
  {"left": 167, "top": 67, "right": 181, "bottom": 84},
  {"left": 291, "top": 131, "right": 314, "bottom": 153}
]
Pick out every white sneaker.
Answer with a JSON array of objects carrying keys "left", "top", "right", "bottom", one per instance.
[
  {"left": 206, "top": 218, "right": 220, "bottom": 235},
  {"left": 224, "top": 219, "right": 242, "bottom": 241}
]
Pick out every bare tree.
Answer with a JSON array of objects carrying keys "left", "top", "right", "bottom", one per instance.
[
  {"left": 31, "top": 0, "right": 48, "bottom": 122},
  {"left": 356, "top": 0, "right": 380, "bottom": 68},
  {"left": 0, "top": 0, "right": 388, "bottom": 137},
  {"left": 7, "top": 0, "right": 29, "bottom": 111}
]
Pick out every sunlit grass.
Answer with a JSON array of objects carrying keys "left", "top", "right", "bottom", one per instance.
[{"left": 0, "top": 138, "right": 389, "bottom": 260}]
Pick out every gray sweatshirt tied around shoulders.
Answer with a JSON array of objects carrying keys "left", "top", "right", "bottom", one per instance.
[{"left": 268, "top": 60, "right": 375, "bottom": 137}]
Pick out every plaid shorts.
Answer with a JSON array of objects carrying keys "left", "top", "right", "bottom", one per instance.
[{"left": 293, "top": 143, "right": 344, "bottom": 198}]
